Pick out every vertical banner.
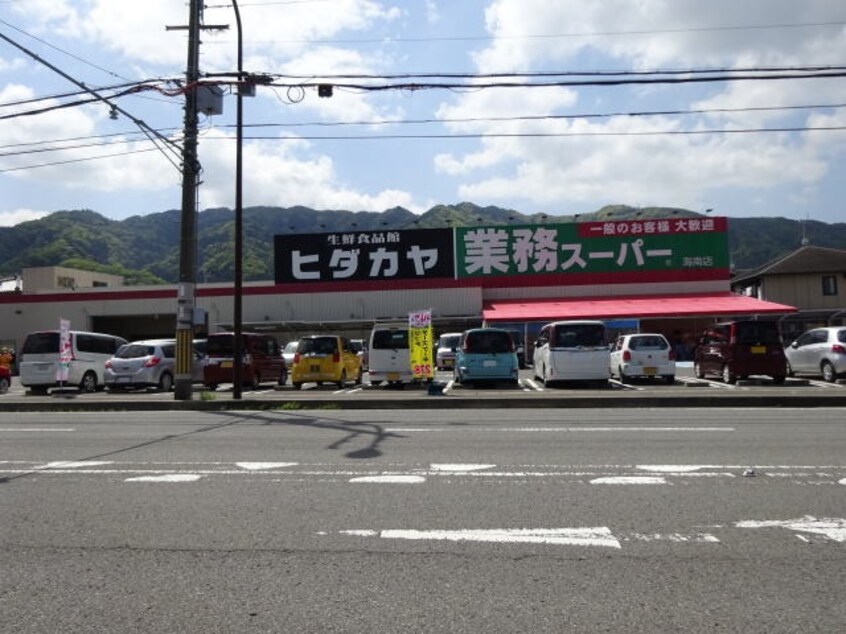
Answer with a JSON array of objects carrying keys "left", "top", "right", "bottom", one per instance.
[
  {"left": 408, "top": 309, "right": 434, "bottom": 380},
  {"left": 57, "top": 318, "right": 71, "bottom": 382}
]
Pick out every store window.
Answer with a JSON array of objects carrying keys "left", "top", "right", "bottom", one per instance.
[{"left": 822, "top": 275, "right": 838, "bottom": 296}]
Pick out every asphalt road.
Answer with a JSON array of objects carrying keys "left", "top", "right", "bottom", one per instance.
[{"left": 1, "top": 408, "right": 845, "bottom": 633}]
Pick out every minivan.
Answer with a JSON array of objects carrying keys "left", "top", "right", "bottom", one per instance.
[
  {"left": 202, "top": 332, "right": 288, "bottom": 390},
  {"left": 368, "top": 323, "right": 413, "bottom": 386},
  {"left": 19, "top": 329, "right": 127, "bottom": 393},
  {"left": 693, "top": 320, "right": 787, "bottom": 384},
  {"left": 454, "top": 327, "right": 519, "bottom": 386},
  {"left": 533, "top": 320, "right": 610, "bottom": 387},
  {"left": 290, "top": 335, "right": 362, "bottom": 389}
]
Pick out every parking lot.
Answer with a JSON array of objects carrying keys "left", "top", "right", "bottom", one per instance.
[{"left": 3, "top": 362, "right": 846, "bottom": 407}]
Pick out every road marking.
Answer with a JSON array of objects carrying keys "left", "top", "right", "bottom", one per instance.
[
  {"left": 522, "top": 378, "right": 544, "bottom": 391},
  {"left": 36, "top": 460, "right": 113, "bottom": 469},
  {"left": 125, "top": 474, "right": 203, "bottom": 483},
  {"left": 387, "top": 427, "right": 735, "bottom": 433},
  {"left": 430, "top": 463, "right": 496, "bottom": 472},
  {"left": 442, "top": 379, "right": 455, "bottom": 394},
  {"left": 590, "top": 476, "right": 667, "bottom": 485},
  {"left": 608, "top": 379, "right": 644, "bottom": 391},
  {"left": 349, "top": 475, "right": 426, "bottom": 483},
  {"left": 736, "top": 516, "right": 846, "bottom": 542},
  {"left": 637, "top": 465, "right": 715, "bottom": 473},
  {"left": 340, "top": 527, "right": 621, "bottom": 548},
  {"left": 623, "top": 533, "right": 720, "bottom": 543},
  {"left": 0, "top": 428, "right": 75, "bottom": 432},
  {"left": 235, "top": 462, "right": 299, "bottom": 470}
]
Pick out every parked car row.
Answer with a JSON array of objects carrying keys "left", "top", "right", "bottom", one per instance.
[{"left": 7, "top": 322, "right": 844, "bottom": 395}]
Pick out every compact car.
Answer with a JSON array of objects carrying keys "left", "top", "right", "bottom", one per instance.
[
  {"left": 290, "top": 335, "right": 362, "bottom": 389},
  {"left": 610, "top": 333, "right": 676, "bottom": 383},
  {"left": 784, "top": 326, "right": 846, "bottom": 382}
]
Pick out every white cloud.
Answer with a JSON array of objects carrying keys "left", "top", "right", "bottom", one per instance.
[
  {"left": 0, "top": 208, "right": 50, "bottom": 227},
  {"left": 196, "top": 131, "right": 420, "bottom": 213}
]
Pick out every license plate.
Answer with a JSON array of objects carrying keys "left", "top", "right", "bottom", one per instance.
[
  {"left": 310, "top": 364, "right": 321, "bottom": 372},
  {"left": 483, "top": 360, "right": 497, "bottom": 367},
  {"left": 443, "top": 359, "right": 454, "bottom": 368},
  {"left": 117, "top": 376, "right": 131, "bottom": 383},
  {"left": 750, "top": 346, "right": 766, "bottom": 354},
  {"left": 387, "top": 372, "right": 400, "bottom": 381},
  {"left": 643, "top": 367, "right": 656, "bottom": 375},
  {"left": 221, "top": 360, "right": 233, "bottom": 368}
]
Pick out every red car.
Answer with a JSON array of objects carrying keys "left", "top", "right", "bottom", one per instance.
[{"left": 0, "top": 365, "right": 10, "bottom": 393}]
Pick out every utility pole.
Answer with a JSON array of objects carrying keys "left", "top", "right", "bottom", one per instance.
[{"left": 173, "top": 0, "right": 202, "bottom": 401}]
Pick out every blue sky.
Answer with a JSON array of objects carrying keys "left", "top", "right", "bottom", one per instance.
[{"left": 1, "top": 0, "right": 845, "bottom": 227}]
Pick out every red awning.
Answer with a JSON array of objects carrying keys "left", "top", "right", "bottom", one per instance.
[{"left": 483, "top": 292, "right": 796, "bottom": 322}]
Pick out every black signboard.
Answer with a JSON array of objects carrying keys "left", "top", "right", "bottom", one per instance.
[{"left": 274, "top": 228, "right": 454, "bottom": 284}]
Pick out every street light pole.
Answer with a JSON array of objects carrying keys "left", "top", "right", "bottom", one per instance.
[{"left": 232, "top": 0, "right": 244, "bottom": 399}]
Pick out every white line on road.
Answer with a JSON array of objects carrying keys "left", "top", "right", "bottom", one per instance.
[
  {"left": 0, "top": 428, "right": 76, "bottom": 432},
  {"left": 349, "top": 475, "right": 425, "bottom": 483},
  {"left": 430, "top": 463, "right": 496, "bottom": 472},
  {"left": 125, "top": 474, "right": 203, "bottom": 483},
  {"left": 522, "top": 378, "right": 544, "bottom": 391},
  {"left": 591, "top": 476, "right": 668, "bottom": 485},
  {"left": 235, "top": 462, "right": 299, "bottom": 470},
  {"left": 736, "top": 516, "right": 846, "bottom": 542},
  {"left": 339, "top": 527, "right": 622, "bottom": 548},
  {"left": 387, "top": 427, "right": 736, "bottom": 432}
]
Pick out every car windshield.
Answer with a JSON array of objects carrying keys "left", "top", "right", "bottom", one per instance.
[
  {"left": 734, "top": 322, "right": 781, "bottom": 344},
  {"left": 22, "top": 332, "right": 60, "bottom": 354},
  {"left": 372, "top": 329, "right": 409, "bottom": 349},
  {"left": 115, "top": 344, "right": 156, "bottom": 359},
  {"left": 838, "top": 330, "right": 846, "bottom": 344},
  {"left": 464, "top": 330, "right": 513, "bottom": 354},
  {"left": 298, "top": 336, "right": 338, "bottom": 355},
  {"left": 349, "top": 340, "right": 363, "bottom": 353},
  {"left": 553, "top": 324, "right": 606, "bottom": 348},
  {"left": 207, "top": 335, "right": 236, "bottom": 356}
]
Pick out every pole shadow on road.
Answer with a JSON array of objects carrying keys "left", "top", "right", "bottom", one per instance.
[{"left": 208, "top": 410, "right": 405, "bottom": 460}]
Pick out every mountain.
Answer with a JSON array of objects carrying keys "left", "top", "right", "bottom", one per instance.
[{"left": 1, "top": 203, "right": 844, "bottom": 284}]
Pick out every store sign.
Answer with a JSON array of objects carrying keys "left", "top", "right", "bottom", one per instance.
[
  {"left": 274, "top": 217, "right": 728, "bottom": 285},
  {"left": 455, "top": 217, "right": 729, "bottom": 278},
  {"left": 57, "top": 318, "right": 71, "bottom": 382},
  {"left": 274, "top": 228, "right": 454, "bottom": 283}
]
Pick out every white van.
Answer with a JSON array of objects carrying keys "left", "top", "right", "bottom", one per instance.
[
  {"left": 532, "top": 320, "right": 610, "bottom": 386},
  {"left": 368, "top": 322, "right": 412, "bottom": 386},
  {"left": 19, "top": 330, "right": 127, "bottom": 393}
]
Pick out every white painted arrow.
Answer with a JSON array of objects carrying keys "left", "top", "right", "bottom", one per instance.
[
  {"left": 339, "top": 527, "right": 621, "bottom": 548},
  {"left": 235, "top": 462, "right": 298, "bottom": 470}
]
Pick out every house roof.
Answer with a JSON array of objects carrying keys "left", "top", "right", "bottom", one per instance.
[{"left": 732, "top": 245, "right": 846, "bottom": 286}]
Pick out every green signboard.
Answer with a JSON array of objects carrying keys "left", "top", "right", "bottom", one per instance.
[{"left": 455, "top": 218, "right": 729, "bottom": 279}]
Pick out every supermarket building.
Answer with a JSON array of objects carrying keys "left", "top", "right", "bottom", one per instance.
[{"left": 0, "top": 217, "right": 796, "bottom": 359}]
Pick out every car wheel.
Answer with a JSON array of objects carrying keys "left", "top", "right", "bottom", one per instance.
[
  {"left": 617, "top": 365, "right": 627, "bottom": 381},
  {"left": 250, "top": 373, "right": 261, "bottom": 390},
  {"left": 693, "top": 361, "right": 705, "bottom": 379},
  {"left": 205, "top": 384, "right": 218, "bottom": 391},
  {"left": 771, "top": 375, "right": 786, "bottom": 385},
  {"left": 0, "top": 376, "right": 9, "bottom": 393},
  {"left": 454, "top": 369, "right": 462, "bottom": 384},
  {"left": 370, "top": 380, "right": 383, "bottom": 387},
  {"left": 663, "top": 375, "right": 675, "bottom": 384},
  {"left": 354, "top": 367, "right": 363, "bottom": 385},
  {"left": 821, "top": 360, "right": 836, "bottom": 383},
  {"left": 278, "top": 368, "right": 288, "bottom": 386},
  {"left": 786, "top": 361, "right": 795, "bottom": 377},
  {"left": 337, "top": 371, "right": 347, "bottom": 389},
  {"left": 29, "top": 386, "right": 49, "bottom": 395},
  {"left": 158, "top": 372, "right": 173, "bottom": 392},
  {"left": 293, "top": 382, "right": 302, "bottom": 390},
  {"left": 79, "top": 371, "right": 97, "bottom": 393},
  {"left": 721, "top": 364, "right": 736, "bottom": 384}
]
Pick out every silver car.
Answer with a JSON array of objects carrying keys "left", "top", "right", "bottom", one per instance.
[
  {"left": 785, "top": 327, "right": 846, "bottom": 382},
  {"left": 105, "top": 339, "right": 202, "bottom": 392}
]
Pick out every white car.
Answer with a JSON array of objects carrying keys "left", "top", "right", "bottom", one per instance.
[
  {"left": 610, "top": 333, "right": 676, "bottom": 383},
  {"left": 785, "top": 327, "right": 846, "bottom": 382}
]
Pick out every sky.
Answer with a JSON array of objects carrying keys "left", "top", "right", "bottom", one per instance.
[{"left": 1, "top": 0, "right": 845, "bottom": 228}]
